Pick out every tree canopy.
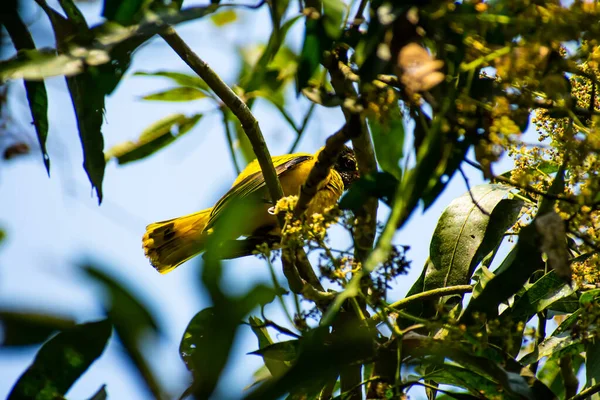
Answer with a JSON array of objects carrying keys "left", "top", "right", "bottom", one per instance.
[{"left": 2, "top": 0, "right": 600, "bottom": 399}]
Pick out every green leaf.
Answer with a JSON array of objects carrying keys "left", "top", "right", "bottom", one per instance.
[
  {"left": 339, "top": 171, "right": 399, "bottom": 213},
  {"left": 8, "top": 320, "right": 112, "bottom": 400},
  {"left": 211, "top": 9, "right": 237, "bottom": 26},
  {"left": 87, "top": 385, "right": 108, "bottom": 400},
  {"left": 134, "top": 70, "right": 211, "bottom": 92},
  {"left": 180, "top": 307, "right": 238, "bottom": 397},
  {"left": 105, "top": 113, "right": 202, "bottom": 164},
  {"left": 519, "top": 331, "right": 584, "bottom": 365},
  {"left": 83, "top": 265, "right": 163, "bottom": 398},
  {"left": 502, "top": 271, "right": 576, "bottom": 322},
  {"left": 102, "top": 0, "right": 145, "bottom": 25},
  {"left": 0, "top": 311, "right": 75, "bottom": 347},
  {"left": 425, "top": 184, "right": 523, "bottom": 292},
  {"left": 538, "top": 354, "right": 584, "bottom": 398},
  {"left": 297, "top": 19, "right": 323, "bottom": 92},
  {"left": 580, "top": 289, "right": 600, "bottom": 306},
  {"left": 0, "top": 49, "right": 85, "bottom": 81},
  {"left": 3, "top": 11, "right": 51, "bottom": 174},
  {"left": 426, "top": 365, "right": 519, "bottom": 399},
  {"left": 66, "top": 72, "right": 106, "bottom": 203},
  {"left": 586, "top": 340, "right": 600, "bottom": 400},
  {"left": 248, "top": 317, "right": 290, "bottom": 378},
  {"left": 368, "top": 111, "right": 405, "bottom": 180},
  {"left": 250, "top": 340, "right": 300, "bottom": 362},
  {"left": 322, "top": 0, "right": 346, "bottom": 39},
  {"left": 141, "top": 87, "right": 208, "bottom": 102},
  {"left": 301, "top": 86, "right": 343, "bottom": 107}
]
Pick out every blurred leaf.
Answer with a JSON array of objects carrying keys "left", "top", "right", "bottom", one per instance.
[
  {"left": 586, "top": 340, "right": 600, "bottom": 400},
  {"left": 88, "top": 385, "right": 108, "bottom": 400},
  {"left": 580, "top": 289, "right": 600, "bottom": 306},
  {"left": 180, "top": 307, "right": 237, "bottom": 398},
  {"left": 502, "top": 271, "right": 576, "bottom": 322},
  {"left": 102, "top": 0, "right": 145, "bottom": 25},
  {"left": 368, "top": 111, "right": 405, "bottom": 180},
  {"left": 58, "top": 0, "right": 90, "bottom": 32},
  {"left": 301, "top": 86, "right": 343, "bottom": 107},
  {"left": 105, "top": 113, "right": 202, "bottom": 164},
  {"left": 297, "top": 18, "right": 324, "bottom": 92},
  {"left": 250, "top": 340, "right": 300, "bottom": 362},
  {"left": 249, "top": 317, "right": 290, "bottom": 379},
  {"left": 0, "top": 49, "right": 85, "bottom": 81},
  {"left": 322, "top": 0, "right": 345, "bottom": 39},
  {"left": 84, "top": 265, "right": 163, "bottom": 398},
  {"left": 211, "top": 9, "right": 237, "bottom": 26},
  {"left": 425, "top": 185, "right": 523, "bottom": 292},
  {"left": 471, "top": 265, "right": 494, "bottom": 299},
  {"left": 538, "top": 354, "right": 584, "bottom": 398},
  {"left": 134, "top": 70, "right": 212, "bottom": 93},
  {"left": 0, "top": 311, "right": 75, "bottom": 347},
  {"left": 3, "top": 11, "right": 50, "bottom": 174},
  {"left": 0, "top": 5, "right": 218, "bottom": 82},
  {"left": 339, "top": 171, "right": 399, "bottom": 213},
  {"left": 141, "top": 87, "right": 208, "bottom": 102},
  {"left": 8, "top": 319, "right": 112, "bottom": 400}
]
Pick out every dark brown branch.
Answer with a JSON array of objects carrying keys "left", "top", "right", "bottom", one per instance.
[{"left": 159, "top": 26, "right": 285, "bottom": 214}]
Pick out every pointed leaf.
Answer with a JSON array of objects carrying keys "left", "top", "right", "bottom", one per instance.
[
  {"left": 425, "top": 184, "right": 523, "bottom": 291},
  {"left": 8, "top": 320, "right": 112, "bottom": 400},
  {"left": 248, "top": 317, "right": 290, "bottom": 378},
  {"left": 368, "top": 111, "right": 405, "bottom": 180},
  {"left": 141, "top": 87, "right": 208, "bottom": 102},
  {"left": 134, "top": 70, "right": 211, "bottom": 92},
  {"left": 250, "top": 340, "right": 300, "bottom": 362},
  {"left": 106, "top": 113, "right": 202, "bottom": 164},
  {"left": 0, "top": 311, "right": 75, "bottom": 347},
  {"left": 211, "top": 9, "right": 237, "bottom": 26},
  {"left": 3, "top": 11, "right": 50, "bottom": 174}
]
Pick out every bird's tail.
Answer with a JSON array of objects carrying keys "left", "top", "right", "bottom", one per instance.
[{"left": 142, "top": 208, "right": 212, "bottom": 274}]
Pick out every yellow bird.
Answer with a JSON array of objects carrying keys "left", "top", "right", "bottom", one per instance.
[{"left": 142, "top": 147, "right": 359, "bottom": 274}]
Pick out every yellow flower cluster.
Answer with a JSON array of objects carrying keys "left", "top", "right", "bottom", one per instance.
[{"left": 572, "top": 254, "right": 600, "bottom": 288}]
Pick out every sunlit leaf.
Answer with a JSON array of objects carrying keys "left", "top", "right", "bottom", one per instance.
[
  {"left": 425, "top": 185, "right": 523, "bottom": 292},
  {"left": 134, "top": 70, "right": 211, "bottom": 93},
  {"left": 3, "top": 11, "right": 50, "bottom": 174},
  {"left": 8, "top": 320, "right": 112, "bottom": 400},
  {"left": 211, "top": 9, "right": 237, "bottom": 26},
  {"left": 141, "top": 87, "right": 208, "bottom": 102},
  {"left": 322, "top": 0, "right": 346, "bottom": 39},
  {"left": 105, "top": 113, "right": 202, "bottom": 164},
  {"left": 0, "top": 49, "right": 85, "bottom": 81}
]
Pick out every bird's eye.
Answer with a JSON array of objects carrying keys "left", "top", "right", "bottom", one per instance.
[{"left": 344, "top": 158, "right": 356, "bottom": 170}]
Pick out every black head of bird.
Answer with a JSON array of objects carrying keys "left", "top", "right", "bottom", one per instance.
[{"left": 334, "top": 146, "right": 360, "bottom": 189}]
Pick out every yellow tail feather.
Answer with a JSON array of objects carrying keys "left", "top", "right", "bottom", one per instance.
[{"left": 142, "top": 208, "right": 212, "bottom": 274}]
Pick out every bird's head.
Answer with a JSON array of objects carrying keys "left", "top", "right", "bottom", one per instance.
[{"left": 334, "top": 146, "right": 360, "bottom": 190}]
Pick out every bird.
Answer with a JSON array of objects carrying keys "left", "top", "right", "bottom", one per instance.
[{"left": 142, "top": 146, "right": 359, "bottom": 274}]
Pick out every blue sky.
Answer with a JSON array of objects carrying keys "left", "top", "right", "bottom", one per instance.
[{"left": 0, "top": 1, "right": 514, "bottom": 399}]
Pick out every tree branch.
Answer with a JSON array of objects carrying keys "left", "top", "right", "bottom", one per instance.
[{"left": 159, "top": 26, "right": 285, "bottom": 210}]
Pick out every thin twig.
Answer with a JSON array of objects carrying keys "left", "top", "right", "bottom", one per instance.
[
  {"left": 459, "top": 166, "right": 490, "bottom": 216},
  {"left": 159, "top": 26, "right": 285, "bottom": 212},
  {"left": 221, "top": 108, "right": 241, "bottom": 174}
]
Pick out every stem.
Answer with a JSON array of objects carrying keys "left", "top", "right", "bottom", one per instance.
[
  {"left": 160, "top": 26, "right": 285, "bottom": 211},
  {"left": 371, "top": 285, "right": 473, "bottom": 324},
  {"left": 221, "top": 108, "right": 241, "bottom": 175},
  {"left": 529, "top": 311, "right": 546, "bottom": 375},
  {"left": 568, "top": 382, "right": 600, "bottom": 400},
  {"left": 266, "top": 257, "right": 294, "bottom": 325}
]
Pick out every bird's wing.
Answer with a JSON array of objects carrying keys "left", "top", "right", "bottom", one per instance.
[{"left": 205, "top": 153, "right": 313, "bottom": 230}]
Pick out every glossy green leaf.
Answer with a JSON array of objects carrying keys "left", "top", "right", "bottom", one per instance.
[
  {"left": 211, "top": 9, "right": 237, "bottom": 26},
  {"left": 502, "top": 271, "right": 576, "bottom": 322},
  {"left": 248, "top": 317, "right": 290, "bottom": 378},
  {"left": 519, "top": 331, "right": 584, "bottom": 365},
  {"left": 141, "top": 87, "right": 208, "bottom": 102},
  {"left": 424, "top": 184, "right": 523, "bottom": 291},
  {"left": 8, "top": 320, "right": 112, "bottom": 400},
  {"left": 105, "top": 113, "right": 202, "bottom": 164},
  {"left": 3, "top": 11, "right": 50, "bottom": 174},
  {"left": 426, "top": 365, "right": 519, "bottom": 399},
  {"left": 368, "top": 111, "right": 405, "bottom": 180},
  {"left": 134, "top": 70, "right": 211, "bottom": 92},
  {"left": 0, "top": 311, "right": 75, "bottom": 347}
]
